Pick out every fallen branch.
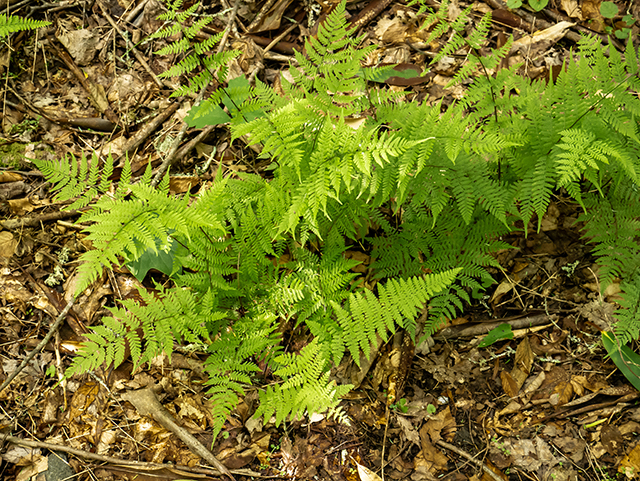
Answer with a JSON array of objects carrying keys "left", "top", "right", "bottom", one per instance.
[
  {"left": 0, "top": 209, "right": 81, "bottom": 230},
  {"left": 1, "top": 434, "right": 264, "bottom": 478},
  {"left": 437, "top": 440, "right": 504, "bottom": 481},
  {"left": 433, "top": 313, "right": 557, "bottom": 340},
  {"left": 0, "top": 298, "right": 75, "bottom": 395},
  {"left": 121, "top": 385, "right": 235, "bottom": 480}
]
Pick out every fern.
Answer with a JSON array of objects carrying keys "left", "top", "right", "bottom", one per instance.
[
  {"left": 31, "top": 0, "right": 640, "bottom": 438},
  {"left": 578, "top": 183, "right": 640, "bottom": 290},
  {"left": 31, "top": 153, "right": 115, "bottom": 210},
  {"left": 413, "top": 0, "right": 511, "bottom": 88},
  {"left": 66, "top": 286, "right": 215, "bottom": 376},
  {"left": 205, "top": 311, "right": 280, "bottom": 440},
  {"left": 254, "top": 340, "right": 353, "bottom": 426}
]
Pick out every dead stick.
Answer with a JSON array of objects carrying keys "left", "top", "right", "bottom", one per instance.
[
  {"left": 98, "top": 2, "right": 167, "bottom": 90},
  {"left": 121, "top": 386, "right": 235, "bottom": 480},
  {"left": 0, "top": 435, "right": 263, "bottom": 477},
  {"left": 263, "top": 23, "right": 297, "bottom": 54},
  {"left": 246, "top": 0, "right": 277, "bottom": 32},
  {"left": 437, "top": 440, "right": 504, "bottom": 481},
  {"left": 483, "top": 0, "right": 606, "bottom": 46},
  {"left": 174, "top": 124, "right": 215, "bottom": 161},
  {"left": 49, "top": 42, "right": 112, "bottom": 117},
  {"left": 0, "top": 209, "right": 82, "bottom": 230},
  {"left": 119, "top": 101, "right": 180, "bottom": 159},
  {"left": 349, "top": 0, "right": 394, "bottom": 31},
  {"left": 0, "top": 298, "right": 75, "bottom": 394},
  {"left": 433, "top": 313, "right": 556, "bottom": 340}
]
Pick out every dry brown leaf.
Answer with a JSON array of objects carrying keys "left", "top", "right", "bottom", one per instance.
[
  {"left": 510, "top": 22, "right": 575, "bottom": 56},
  {"left": 57, "top": 29, "right": 100, "bottom": 65},
  {"left": 520, "top": 370, "right": 546, "bottom": 404},
  {"left": 554, "top": 437, "right": 586, "bottom": 464},
  {"left": 560, "top": 0, "right": 582, "bottom": 19},
  {"left": 7, "top": 197, "right": 36, "bottom": 215},
  {"left": 0, "top": 172, "right": 22, "bottom": 183},
  {"left": 601, "top": 423, "right": 624, "bottom": 457},
  {"left": 619, "top": 443, "right": 640, "bottom": 477},
  {"left": 580, "top": 0, "right": 605, "bottom": 31},
  {"left": 374, "top": 16, "right": 409, "bottom": 44},
  {"left": 501, "top": 371, "right": 519, "bottom": 398},
  {"left": 416, "top": 438, "right": 449, "bottom": 473},
  {"left": 513, "top": 337, "right": 534, "bottom": 378},
  {"left": 481, "top": 459, "right": 508, "bottom": 481},
  {"left": 502, "top": 337, "right": 534, "bottom": 397},
  {"left": 421, "top": 406, "right": 456, "bottom": 444},
  {"left": 1, "top": 444, "right": 43, "bottom": 466},
  {"left": 170, "top": 176, "right": 200, "bottom": 194},
  {"left": 397, "top": 415, "right": 421, "bottom": 445},
  {"left": 570, "top": 375, "right": 588, "bottom": 396},
  {"left": 490, "top": 279, "right": 514, "bottom": 304},
  {"left": 0, "top": 231, "right": 18, "bottom": 261},
  {"left": 549, "top": 381, "right": 573, "bottom": 407},
  {"left": 356, "top": 461, "right": 383, "bottom": 481}
]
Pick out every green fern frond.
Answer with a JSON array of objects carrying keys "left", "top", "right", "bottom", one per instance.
[
  {"left": 255, "top": 340, "right": 352, "bottom": 426},
  {"left": 67, "top": 287, "right": 216, "bottom": 377},
  {"left": 0, "top": 14, "right": 49, "bottom": 36},
  {"left": 205, "top": 312, "right": 279, "bottom": 440},
  {"left": 331, "top": 269, "right": 460, "bottom": 366},
  {"left": 579, "top": 185, "right": 640, "bottom": 290},
  {"left": 149, "top": 1, "right": 237, "bottom": 98},
  {"left": 614, "top": 273, "right": 640, "bottom": 345},
  {"left": 32, "top": 153, "right": 119, "bottom": 210}
]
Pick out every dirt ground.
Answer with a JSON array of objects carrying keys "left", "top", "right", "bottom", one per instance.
[{"left": 1, "top": 0, "right": 640, "bottom": 480}]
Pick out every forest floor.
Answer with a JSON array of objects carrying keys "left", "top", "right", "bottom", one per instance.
[{"left": 1, "top": 0, "right": 640, "bottom": 480}]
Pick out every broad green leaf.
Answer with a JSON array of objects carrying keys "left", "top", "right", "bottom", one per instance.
[
  {"left": 602, "top": 331, "right": 640, "bottom": 392},
  {"left": 126, "top": 237, "right": 179, "bottom": 281},
  {"left": 186, "top": 76, "right": 262, "bottom": 128},
  {"left": 185, "top": 104, "right": 230, "bottom": 128},
  {"left": 615, "top": 28, "right": 630, "bottom": 39},
  {"left": 479, "top": 323, "right": 514, "bottom": 348},
  {"left": 600, "top": 1, "right": 618, "bottom": 19},
  {"left": 528, "top": 0, "right": 549, "bottom": 11}
]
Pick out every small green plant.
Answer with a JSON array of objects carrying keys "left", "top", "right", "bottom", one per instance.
[
  {"left": 492, "top": 436, "right": 512, "bottom": 456},
  {"left": 600, "top": 1, "right": 635, "bottom": 39},
  {"left": 504, "top": 0, "right": 548, "bottom": 12},
  {"left": 426, "top": 403, "right": 437, "bottom": 415},
  {"left": 10, "top": 118, "right": 39, "bottom": 136},
  {"left": 391, "top": 398, "right": 409, "bottom": 413}
]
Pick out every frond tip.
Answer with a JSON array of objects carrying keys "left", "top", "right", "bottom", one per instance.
[{"left": 0, "top": 14, "right": 50, "bottom": 37}]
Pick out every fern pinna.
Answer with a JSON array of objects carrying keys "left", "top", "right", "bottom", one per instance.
[{"left": 32, "top": 0, "right": 640, "bottom": 438}]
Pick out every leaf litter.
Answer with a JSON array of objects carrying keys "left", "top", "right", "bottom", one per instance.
[{"left": 0, "top": 0, "right": 639, "bottom": 480}]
